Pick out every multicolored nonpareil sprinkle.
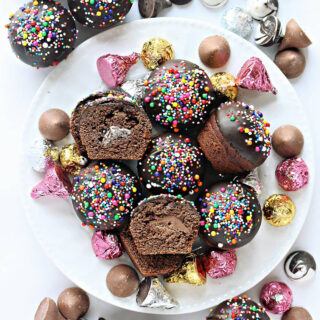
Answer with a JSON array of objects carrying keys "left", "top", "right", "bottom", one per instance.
[
  {"left": 71, "top": 162, "right": 141, "bottom": 230},
  {"left": 6, "top": 0, "right": 77, "bottom": 67},
  {"left": 199, "top": 182, "right": 260, "bottom": 247},
  {"left": 222, "top": 101, "right": 271, "bottom": 156},
  {"left": 143, "top": 60, "right": 215, "bottom": 132},
  {"left": 138, "top": 134, "right": 205, "bottom": 195}
]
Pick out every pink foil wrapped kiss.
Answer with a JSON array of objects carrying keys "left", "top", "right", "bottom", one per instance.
[
  {"left": 91, "top": 231, "right": 123, "bottom": 260},
  {"left": 236, "top": 57, "right": 277, "bottom": 94},
  {"left": 97, "top": 52, "right": 140, "bottom": 88}
]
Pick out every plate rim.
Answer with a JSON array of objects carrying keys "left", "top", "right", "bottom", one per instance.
[{"left": 20, "top": 17, "right": 315, "bottom": 315}]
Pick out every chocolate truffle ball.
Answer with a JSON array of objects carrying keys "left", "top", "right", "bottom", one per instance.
[
  {"left": 34, "top": 297, "right": 65, "bottom": 320},
  {"left": 197, "top": 182, "right": 262, "bottom": 249},
  {"left": 198, "top": 35, "right": 230, "bottom": 68},
  {"left": 197, "top": 101, "right": 272, "bottom": 174},
  {"left": 68, "top": 0, "right": 133, "bottom": 29},
  {"left": 39, "top": 109, "right": 70, "bottom": 141},
  {"left": 143, "top": 59, "right": 217, "bottom": 132},
  {"left": 272, "top": 125, "right": 304, "bottom": 157},
  {"left": 274, "top": 49, "right": 306, "bottom": 79},
  {"left": 6, "top": 0, "right": 77, "bottom": 68},
  {"left": 57, "top": 287, "right": 89, "bottom": 320},
  {"left": 207, "top": 295, "right": 270, "bottom": 320},
  {"left": 71, "top": 161, "right": 142, "bottom": 231},
  {"left": 138, "top": 133, "right": 205, "bottom": 195},
  {"left": 106, "top": 264, "right": 139, "bottom": 297},
  {"left": 282, "top": 307, "right": 312, "bottom": 320}
]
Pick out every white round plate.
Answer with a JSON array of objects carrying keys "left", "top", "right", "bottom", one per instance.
[{"left": 20, "top": 18, "right": 314, "bottom": 314}]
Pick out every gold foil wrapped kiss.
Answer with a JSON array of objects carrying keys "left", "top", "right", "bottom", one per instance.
[
  {"left": 263, "top": 194, "right": 296, "bottom": 226},
  {"left": 210, "top": 72, "right": 238, "bottom": 100},
  {"left": 59, "top": 144, "right": 88, "bottom": 175},
  {"left": 141, "top": 38, "right": 174, "bottom": 70}
]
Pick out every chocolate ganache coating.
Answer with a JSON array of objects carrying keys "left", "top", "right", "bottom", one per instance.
[
  {"left": 207, "top": 295, "right": 270, "bottom": 320},
  {"left": 143, "top": 59, "right": 217, "bottom": 132},
  {"left": 138, "top": 133, "right": 206, "bottom": 195},
  {"left": 71, "top": 161, "right": 142, "bottom": 231},
  {"left": 197, "top": 181, "right": 262, "bottom": 249},
  {"left": 7, "top": 0, "right": 77, "bottom": 68},
  {"left": 216, "top": 101, "right": 271, "bottom": 168},
  {"left": 68, "top": 0, "right": 133, "bottom": 29}
]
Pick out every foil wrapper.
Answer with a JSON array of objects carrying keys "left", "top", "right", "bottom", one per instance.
[
  {"left": 60, "top": 143, "right": 88, "bottom": 176},
  {"left": 97, "top": 52, "right": 140, "bottom": 88},
  {"left": 91, "top": 231, "right": 123, "bottom": 260},
  {"left": 263, "top": 194, "right": 296, "bottom": 226},
  {"left": 203, "top": 249, "right": 237, "bottom": 279},
  {"left": 141, "top": 38, "right": 174, "bottom": 70},
  {"left": 136, "top": 277, "right": 178, "bottom": 309},
  {"left": 27, "top": 139, "right": 59, "bottom": 173},
  {"left": 236, "top": 57, "right": 277, "bottom": 94},
  {"left": 221, "top": 7, "right": 253, "bottom": 38},
  {"left": 201, "top": 0, "right": 228, "bottom": 9},
  {"left": 121, "top": 76, "right": 149, "bottom": 103},
  {"left": 260, "top": 281, "right": 292, "bottom": 314},
  {"left": 210, "top": 72, "right": 238, "bottom": 101},
  {"left": 240, "top": 169, "right": 263, "bottom": 195},
  {"left": 255, "top": 15, "right": 283, "bottom": 47},
  {"left": 247, "top": 0, "right": 279, "bottom": 21},
  {"left": 164, "top": 253, "right": 206, "bottom": 286},
  {"left": 275, "top": 157, "right": 309, "bottom": 191},
  {"left": 31, "top": 160, "right": 72, "bottom": 199}
]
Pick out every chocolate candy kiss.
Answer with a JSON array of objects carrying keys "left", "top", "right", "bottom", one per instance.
[
  {"left": 274, "top": 49, "right": 306, "bottom": 79},
  {"left": 278, "top": 19, "right": 312, "bottom": 51},
  {"left": 34, "top": 297, "right": 65, "bottom": 320},
  {"left": 139, "top": 0, "right": 172, "bottom": 18},
  {"left": 247, "top": 0, "right": 279, "bottom": 21},
  {"left": 255, "top": 16, "right": 283, "bottom": 47}
]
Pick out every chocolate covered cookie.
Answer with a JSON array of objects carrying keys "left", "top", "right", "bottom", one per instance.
[
  {"left": 68, "top": 0, "right": 133, "bottom": 29},
  {"left": 130, "top": 195, "right": 200, "bottom": 255},
  {"left": 138, "top": 133, "right": 205, "bottom": 195},
  {"left": 143, "top": 59, "right": 217, "bottom": 132},
  {"left": 7, "top": 0, "right": 77, "bottom": 68},
  {"left": 198, "top": 101, "right": 271, "bottom": 173},
  {"left": 197, "top": 182, "right": 262, "bottom": 249},
  {"left": 71, "top": 161, "right": 141, "bottom": 231}
]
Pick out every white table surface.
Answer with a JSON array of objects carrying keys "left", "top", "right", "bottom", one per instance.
[{"left": 0, "top": 1, "right": 319, "bottom": 319}]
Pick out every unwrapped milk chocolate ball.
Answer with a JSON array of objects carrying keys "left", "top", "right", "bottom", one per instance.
[
  {"left": 272, "top": 125, "right": 304, "bottom": 158},
  {"left": 39, "top": 109, "right": 70, "bottom": 141},
  {"left": 274, "top": 49, "right": 306, "bottom": 79},
  {"left": 57, "top": 287, "right": 89, "bottom": 320},
  {"left": 282, "top": 307, "right": 312, "bottom": 320},
  {"left": 199, "top": 35, "right": 230, "bottom": 68},
  {"left": 106, "top": 264, "right": 139, "bottom": 297},
  {"left": 34, "top": 297, "right": 65, "bottom": 320}
]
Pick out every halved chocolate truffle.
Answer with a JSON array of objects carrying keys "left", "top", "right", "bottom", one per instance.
[
  {"left": 130, "top": 195, "right": 200, "bottom": 255},
  {"left": 71, "top": 161, "right": 142, "bottom": 231},
  {"left": 197, "top": 101, "right": 271, "bottom": 174},
  {"left": 196, "top": 182, "right": 262, "bottom": 249},
  {"left": 138, "top": 133, "right": 205, "bottom": 195}
]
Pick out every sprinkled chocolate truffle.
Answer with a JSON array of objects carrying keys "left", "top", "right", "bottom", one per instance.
[
  {"left": 284, "top": 250, "right": 316, "bottom": 282},
  {"left": 198, "top": 35, "right": 230, "bottom": 68},
  {"left": 263, "top": 194, "right": 295, "bottom": 226},
  {"left": 138, "top": 133, "right": 205, "bottom": 195},
  {"left": 274, "top": 49, "right": 306, "bottom": 79},
  {"left": 198, "top": 101, "right": 271, "bottom": 174},
  {"left": 207, "top": 295, "right": 270, "bottom": 320},
  {"left": 282, "top": 307, "right": 312, "bottom": 320},
  {"left": 275, "top": 157, "right": 309, "bottom": 191},
  {"left": 39, "top": 108, "right": 70, "bottom": 141},
  {"left": 278, "top": 19, "right": 312, "bottom": 51},
  {"left": 143, "top": 59, "right": 216, "bottom": 132},
  {"left": 57, "top": 287, "right": 89, "bottom": 320},
  {"left": 106, "top": 264, "right": 139, "bottom": 297},
  {"left": 68, "top": 0, "right": 133, "bottom": 29},
  {"left": 6, "top": 0, "right": 77, "bottom": 68},
  {"left": 260, "top": 281, "right": 292, "bottom": 314},
  {"left": 272, "top": 125, "right": 304, "bottom": 157},
  {"left": 197, "top": 182, "right": 262, "bottom": 249},
  {"left": 71, "top": 161, "right": 142, "bottom": 231}
]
